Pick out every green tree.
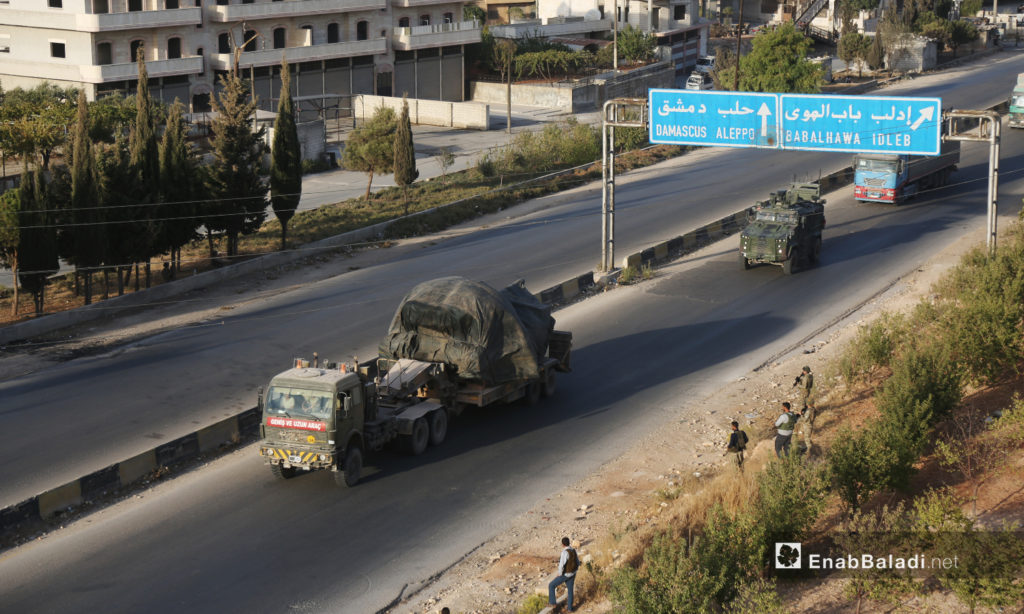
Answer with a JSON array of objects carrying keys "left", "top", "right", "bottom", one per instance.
[
  {"left": 270, "top": 63, "right": 301, "bottom": 250},
  {"left": 836, "top": 504, "right": 920, "bottom": 614},
  {"left": 206, "top": 71, "right": 267, "bottom": 257},
  {"left": 17, "top": 168, "right": 59, "bottom": 315},
  {"left": 838, "top": 32, "right": 872, "bottom": 76},
  {"left": 158, "top": 99, "right": 200, "bottom": 275},
  {"left": 0, "top": 189, "right": 21, "bottom": 314},
  {"left": 342, "top": 106, "right": 396, "bottom": 201},
  {"left": 829, "top": 425, "right": 897, "bottom": 513},
  {"left": 127, "top": 52, "right": 162, "bottom": 289},
  {"left": 949, "top": 19, "right": 978, "bottom": 57},
  {"left": 753, "top": 453, "right": 828, "bottom": 551},
  {"left": 435, "top": 146, "right": 455, "bottom": 183},
  {"left": 617, "top": 25, "right": 657, "bottom": 64},
  {"left": 719, "top": 22, "right": 822, "bottom": 93},
  {"left": 65, "top": 90, "right": 105, "bottom": 305},
  {"left": 96, "top": 135, "right": 135, "bottom": 296},
  {"left": 463, "top": 4, "right": 485, "bottom": 22},
  {"left": 0, "top": 84, "right": 77, "bottom": 169},
  {"left": 393, "top": 97, "right": 418, "bottom": 216},
  {"left": 866, "top": 32, "right": 885, "bottom": 69},
  {"left": 87, "top": 92, "right": 137, "bottom": 143}
]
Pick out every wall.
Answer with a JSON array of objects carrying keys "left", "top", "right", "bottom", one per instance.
[{"left": 353, "top": 94, "right": 489, "bottom": 129}]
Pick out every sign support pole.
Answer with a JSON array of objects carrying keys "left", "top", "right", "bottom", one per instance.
[
  {"left": 944, "top": 110, "right": 1001, "bottom": 255},
  {"left": 601, "top": 99, "right": 648, "bottom": 271}
]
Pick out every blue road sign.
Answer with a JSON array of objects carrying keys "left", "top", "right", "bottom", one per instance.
[
  {"left": 779, "top": 94, "right": 942, "bottom": 155},
  {"left": 649, "top": 89, "right": 780, "bottom": 149}
]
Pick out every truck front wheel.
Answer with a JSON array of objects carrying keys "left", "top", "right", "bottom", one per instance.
[
  {"left": 428, "top": 409, "right": 448, "bottom": 446},
  {"left": 542, "top": 370, "right": 557, "bottom": 398},
  {"left": 403, "top": 418, "right": 429, "bottom": 456},
  {"left": 740, "top": 253, "right": 751, "bottom": 270},
  {"left": 335, "top": 447, "right": 362, "bottom": 488},
  {"left": 270, "top": 463, "right": 296, "bottom": 480},
  {"left": 783, "top": 250, "right": 798, "bottom": 275}
]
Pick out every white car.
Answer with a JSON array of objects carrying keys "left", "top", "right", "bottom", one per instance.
[
  {"left": 685, "top": 72, "right": 714, "bottom": 91},
  {"left": 695, "top": 55, "right": 716, "bottom": 74}
]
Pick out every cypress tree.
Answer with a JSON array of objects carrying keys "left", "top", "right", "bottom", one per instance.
[
  {"left": 0, "top": 189, "right": 20, "bottom": 315},
  {"left": 269, "top": 62, "right": 301, "bottom": 250},
  {"left": 393, "top": 96, "right": 418, "bottom": 216},
  {"left": 17, "top": 168, "right": 59, "bottom": 315},
  {"left": 67, "top": 90, "right": 105, "bottom": 305},
  {"left": 127, "top": 52, "right": 162, "bottom": 289},
  {"left": 158, "top": 99, "right": 199, "bottom": 275},
  {"left": 206, "top": 71, "right": 267, "bottom": 257}
]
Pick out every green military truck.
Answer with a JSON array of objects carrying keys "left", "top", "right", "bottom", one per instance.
[
  {"left": 257, "top": 277, "right": 572, "bottom": 487},
  {"left": 739, "top": 183, "right": 826, "bottom": 275}
]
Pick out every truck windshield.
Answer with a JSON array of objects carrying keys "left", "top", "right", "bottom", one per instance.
[
  {"left": 1013, "top": 95, "right": 1024, "bottom": 108},
  {"left": 266, "top": 386, "right": 333, "bottom": 419},
  {"left": 756, "top": 210, "right": 796, "bottom": 223},
  {"left": 856, "top": 158, "right": 897, "bottom": 172}
]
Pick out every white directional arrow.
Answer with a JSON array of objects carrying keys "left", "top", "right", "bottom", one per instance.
[
  {"left": 910, "top": 106, "right": 934, "bottom": 131},
  {"left": 757, "top": 102, "right": 772, "bottom": 137}
]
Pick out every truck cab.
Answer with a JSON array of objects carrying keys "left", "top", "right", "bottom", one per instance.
[
  {"left": 1010, "top": 89, "right": 1024, "bottom": 128},
  {"left": 259, "top": 361, "right": 369, "bottom": 486},
  {"left": 695, "top": 55, "right": 716, "bottom": 74},
  {"left": 853, "top": 154, "right": 903, "bottom": 202},
  {"left": 685, "top": 71, "right": 714, "bottom": 91}
]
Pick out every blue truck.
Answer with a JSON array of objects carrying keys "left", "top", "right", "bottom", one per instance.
[{"left": 852, "top": 139, "right": 960, "bottom": 204}]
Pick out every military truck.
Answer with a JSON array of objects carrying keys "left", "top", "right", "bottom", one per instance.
[
  {"left": 257, "top": 277, "right": 572, "bottom": 487},
  {"left": 1009, "top": 73, "right": 1024, "bottom": 128},
  {"left": 739, "top": 183, "right": 826, "bottom": 275}
]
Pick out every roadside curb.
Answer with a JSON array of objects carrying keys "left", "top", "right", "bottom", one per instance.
[{"left": 0, "top": 407, "right": 260, "bottom": 537}]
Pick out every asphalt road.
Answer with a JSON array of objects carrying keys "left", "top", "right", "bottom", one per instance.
[{"left": 0, "top": 51, "right": 1022, "bottom": 613}]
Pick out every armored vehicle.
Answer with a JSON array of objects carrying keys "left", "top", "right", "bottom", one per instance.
[{"left": 739, "top": 183, "right": 826, "bottom": 275}]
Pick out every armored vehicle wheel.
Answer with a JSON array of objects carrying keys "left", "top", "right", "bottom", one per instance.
[
  {"left": 810, "top": 238, "right": 822, "bottom": 264},
  {"left": 270, "top": 464, "right": 296, "bottom": 480},
  {"left": 526, "top": 381, "right": 542, "bottom": 406},
  {"left": 740, "top": 253, "right": 751, "bottom": 270},
  {"left": 783, "top": 250, "right": 798, "bottom": 275},
  {"left": 403, "top": 417, "right": 430, "bottom": 456},
  {"left": 542, "top": 370, "right": 557, "bottom": 398},
  {"left": 428, "top": 409, "right": 448, "bottom": 446},
  {"left": 335, "top": 446, "right": 362, "bottom": 487}
]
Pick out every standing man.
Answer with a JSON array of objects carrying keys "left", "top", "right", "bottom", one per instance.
[
  {"left": 794, "top": 366, "right": 816, "bottom": 452},
  {"left": 725, "top": 421, "right": 749, "bottom": 471},
  {"left": 774, "top": 402, "right": 798, "bottom": 457},
  {"left": 548, "top": 536, "right": 579, "bottom": 612}
]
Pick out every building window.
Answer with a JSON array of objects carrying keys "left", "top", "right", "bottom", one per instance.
[
  {"left": 217, "top": 33, "right": 230, "bottom": 53},
  {"left": 50, "top": 41, "right": 66, "bottom": 57},
  {"left": 674, "top": 4, "right": 685, "bottom": 19},
  {"left": 398, "top": 16, "right": 409, "bottom": 27},
  {"left": 130, "top": 39, "right": 144, "bottom": 61},
  {"left": 443, "top": 12, "right": 453, "bottom": 23},
  {"left": 356, "top": 20, "right": 368, "bottom": 40},
  {"left": 48, "top": 0, "right": 62, "bottom": 7},
  {"left": 327, "top": 22, "right": 339, "bottom": 43},
  {"left": 242, "top": 0, "right": 253, "bottom": 4},
  {"left": 196, "top": 46, "right": 204, "bottom": 74},
  {"left": 419, "top": 14, "right": 430, "bottom": 25},
  {"left": 96, "top": 41, "right": 112, "bottom": 64},
  {"left": 93, "top": 0, "right": 109, "bottom": 13},
  {"left": 273, "top": 27, "right": 286, "bottom": 49},
  {"left": 128, "top": 0, "right": 142, "bottom": 11},
  {"left": 243, "top": 29, "right": 257, "bottom": 51},
  {"left": 166, "top": 0, "right": 178, "bottom": 7},
  {"left": 167, "top": 36, "right": 181, "bottom": 58},
  {"left": 216, "top": 0, "right": 226, "bottom": 5}
]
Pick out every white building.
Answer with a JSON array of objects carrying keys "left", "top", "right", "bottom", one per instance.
[{"left": 0, "top": 0, "right": 481, "bottom": 112}]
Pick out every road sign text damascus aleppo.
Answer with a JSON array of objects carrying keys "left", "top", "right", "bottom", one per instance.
[
  {"left": 780, "top": 94, "right": 941, "bottom": 155},
  {"left": 649, "top": 89, "right": 779, "bottom": 149}
]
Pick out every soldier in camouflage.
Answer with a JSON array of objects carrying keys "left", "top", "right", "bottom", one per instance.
[{"left": 794, "top": 366, "right": 816, "bottom": 452}]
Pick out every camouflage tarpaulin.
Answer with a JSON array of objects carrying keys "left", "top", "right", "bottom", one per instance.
[{"left": 379, "top": 277, "right": 555, "bottom": 385}]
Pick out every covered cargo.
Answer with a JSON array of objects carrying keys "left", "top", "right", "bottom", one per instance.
[{"left": 379, "top": 277, "right": 555, "bottom": 385}]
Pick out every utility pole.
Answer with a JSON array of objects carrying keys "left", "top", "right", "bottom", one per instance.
[
  {"left": 944, "top": 110, "right": 1001, "bottom": 255},
  {"left": 733, "top": 0, "right": 743, "bottom": 91}
]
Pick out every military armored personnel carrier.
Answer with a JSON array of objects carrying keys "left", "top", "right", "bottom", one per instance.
[{"left": 739, "top": 182, "right": 826, "bottom": 275}]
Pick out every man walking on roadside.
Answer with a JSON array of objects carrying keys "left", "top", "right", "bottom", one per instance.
[
  {"left": 774, "top": 402, "right": 799, "bottom": 457},
  {"left": 548, "top": 536, "right": 579, "bottom": 612},
  {"left": 725, "top": 421, "right": 749, "bottom": 471}
]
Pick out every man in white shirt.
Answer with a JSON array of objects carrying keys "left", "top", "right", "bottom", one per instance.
[
  {"left": 548, "top": 536, "right": 579, "bottom": 612},
  {"left": 775, "top": 402, "right": 799, "bottom": 457}
]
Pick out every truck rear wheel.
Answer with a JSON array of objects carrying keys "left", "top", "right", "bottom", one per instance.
[
  {"left": 403, "top": 417, "right": 429, "bottom": 456},
  {"left": 783, "top": 250, "right": 798, "bottom": 275},
  {"left": 810, "top": 238, "right": 822, "bottom": 264},
  {"left": 428, "top": 409, "right": 448, "bottom": 446},
  {"left": 335, "top": 446, "right": 362, "bottom": 488},
  {"left": 542, "top": 370, "right": 557, "bottom": 398},
  {"left": 270, "top": 463, "right": 296, "bottom": 480},
  {"left": 526, "top": 381, "right": 542, "bottom": 406}
]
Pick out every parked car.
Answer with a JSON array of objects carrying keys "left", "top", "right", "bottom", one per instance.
[
  {"left": 685, "top": 71, "right": 714, "bottom": 91},
  {"left": 695, "top": 55, "right": 716, "bottom": 74}
]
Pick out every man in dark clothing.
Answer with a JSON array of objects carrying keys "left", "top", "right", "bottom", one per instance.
[{"left": 725, "top": 420, "right": 749, "bottom": 470}]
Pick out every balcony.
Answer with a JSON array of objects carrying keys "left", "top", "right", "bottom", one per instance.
[
  {"left": 208, "top": 38, "right": 385, "bottom": 69},
  {"left": 490, "top": 17, "right": 613, "bottom": 39},
  {"left": 392, "top": 0, "right": 455, "bottom": 6},
  {"left": 209, "top": 0, "right": 385, "bottom": 22},
  {"left": 76, "top": 7, "right": 202, "bottom": 32},
  {"left": 81, "top": 55, "right": 204, "bottom": 82},
  {"left": 392, "top": 19, "right": 481, "bottom": 50}
]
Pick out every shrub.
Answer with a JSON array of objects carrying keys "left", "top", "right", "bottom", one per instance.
[
  {"left": 724, "top": 578, "right": 788, "bottom": 614},
  {"left": 517, "top": 593, "right": 549, "bottom": 614},
  {"left": 301, "top": 157, "right": 333, "bottom": 175},
  {"left": 828, "top": 425, "right": 898, "bottom": 512},
  {"left": 754, "top": 454, "right": 828, "bottom": 549},
  {"left": 876, "top": 342, "right": 961, "bottom": 420}
]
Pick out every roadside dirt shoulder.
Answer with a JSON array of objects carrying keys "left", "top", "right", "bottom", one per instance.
[{"left": 387, "top": 227, "right": 986, "bottom": 614}]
